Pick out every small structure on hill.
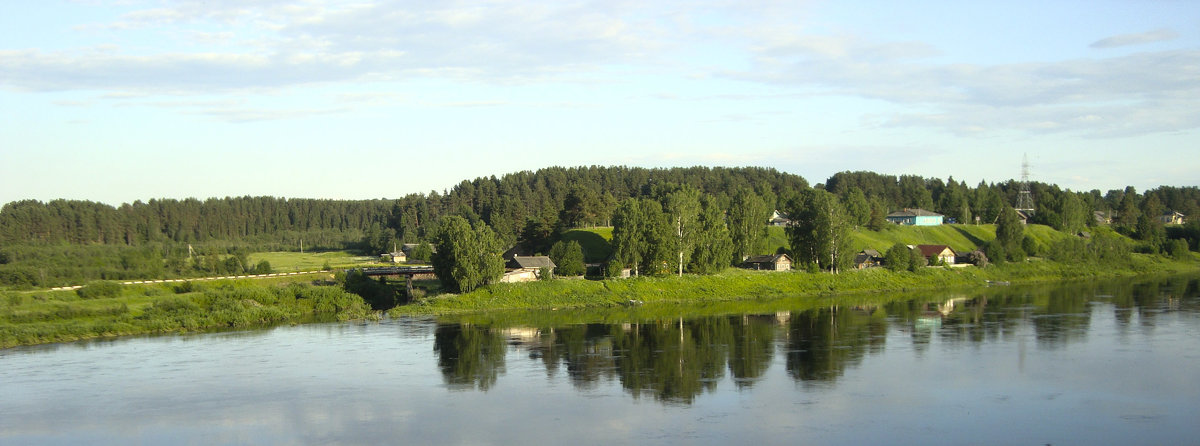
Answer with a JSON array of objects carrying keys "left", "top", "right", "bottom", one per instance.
[
  {"left": 741, "top": 254, "right": 792, "bottom": 271},
  {"left": 381, "top": 251, "right": 406, "bottom": 263},
  {"left": 769, "top": 210, "right": 791, "bottom": 226},
  {"left": 853, "top": 249, "right": 883, "bottom": 269},
  {"left": 886, "top": 208, "right": 944, "bottom": 226},
  {"left": 915, "top": 245, "right": 957, "bottom": 265},
  {"left": 1094, "top": 211, "right": 1112, "bottom": 225},
  {"left": 501, "top": 256, "right": 556, "bottom": 283},
  {"left": 1159, "top": 210, "right": 1186, "bottom": 225}
]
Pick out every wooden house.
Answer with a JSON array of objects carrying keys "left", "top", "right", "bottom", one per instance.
[
  {"left": 915, "top": 245, "right": 957, "bottom": 265},
  {"left": 741, "top": 254, "right": 792, "bottom": 271},
  {"left": 853, "top": 249, "right": 883, "bottom": 269}
]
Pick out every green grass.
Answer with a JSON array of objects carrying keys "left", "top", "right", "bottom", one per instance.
[
  {"left": 391, "top": 254, "right": 1200, "bottom": 316},
  {"left": 248, "top": 250, "right": 380, "bottom": 271},
  {"left": 1, "top": 277, "right": 374, "bottom": 348},
  {"left": 562, "top": 228, "right": 614, "bottom": 263}
]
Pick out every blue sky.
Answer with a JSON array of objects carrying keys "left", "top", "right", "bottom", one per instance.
[{"left": 2, "top": 0, "right": 1197, "bottom": 206}]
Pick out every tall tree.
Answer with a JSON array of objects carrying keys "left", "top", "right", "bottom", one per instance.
[
  {"left": 663, "top": 187, "right": 702, "bottom": 277},
  {"left": 842, "top": 187, "right": 870, "bottom": 229},
  {"left": 688, "top": 195, "right": 734, "bottom": 274},
  {"left": 728, "top": 188, "right": 771, "bottom": 262},
  {"left": 786, "top": 190, "right": 854, "bottom": 273},
  {"left": 994, "top": 206, "right": 1025, "bottom": 262},
  {"left": 548, "top": 240, "right": 585, "bottom": 276},
  {"left": 431, "top": 216, "right": 505, "bottom": 293}
]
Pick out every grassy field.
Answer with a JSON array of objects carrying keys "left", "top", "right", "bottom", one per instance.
[{"left": 248, "top": 251, "right": 382, "bottom": 271}]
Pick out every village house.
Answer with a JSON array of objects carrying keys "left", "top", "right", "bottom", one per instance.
[
  {"left": 853, "top": 249, "right": 883, "bottom": 269},
  {"left": 914, "top": 245, "right": 957, "bottom": 265},
  {"left": 886, "top": 208, "right": 944, "bottom": 226},
  {"left": 500, "top": 256, "right": 556, "bottom": 283},
  {"left": 1094, "top": 211, "right": 1112, "bottom": 225},
  {"left": 1159, "top": 210, "right": 1186, "bottom": 225},
  {"left": 769, "top": 210, "right": 791, "bottom": 226},
  {"left": 741, "top": 254, "right": 792, "bottom": 271},
  {"left": 380, "top": 251, "right": 406, "bottom": 263}
]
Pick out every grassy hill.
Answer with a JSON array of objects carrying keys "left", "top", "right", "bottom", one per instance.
[{"left": 561, "top": 228, "right": 613, "bottom": 263}]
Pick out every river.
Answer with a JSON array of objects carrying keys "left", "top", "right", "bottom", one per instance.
[{"left": 2, "top": 274, "right": 1198, "bottom": 445}]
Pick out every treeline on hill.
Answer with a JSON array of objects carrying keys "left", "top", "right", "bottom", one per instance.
[{"left": 2, "top": 166, "right": 1198, "bottom": 288}]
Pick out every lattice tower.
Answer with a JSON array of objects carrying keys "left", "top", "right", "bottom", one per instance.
[{"left": 1015, "top": 154, "right": 1035, "bottom": 213}]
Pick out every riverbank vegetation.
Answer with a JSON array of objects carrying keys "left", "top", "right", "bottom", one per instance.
[
  {"left": 390, "top": 254, "right": 1198, "bottom": 316},
  {"left": 0, "top": 277, "right": 373, "bottom": 348}
]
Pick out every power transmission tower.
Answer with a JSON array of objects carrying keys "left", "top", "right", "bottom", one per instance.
[{"left": 1015, "top": 154, "right": 1035, "bottom": 214}]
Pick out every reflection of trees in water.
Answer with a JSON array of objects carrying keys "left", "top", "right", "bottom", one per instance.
[
  {"left": 1031, "top": 286, "right": 1093, "bottom": 348},
  {"left": 608, "top": 317, "right": 730, "bottom": 404},
  {"left": 729, "top": 315, "right": 777, "bottom": 389},
  {"left": 785, "top": 307, "right": 887, "bottom": 384},
  {"left": 433, "top": 324, "right": 507, "bottom": 391},
  {"left": 428, "top": 274, "right": 1199, "bottom": 402},
  {"left": 512, "top": 316, "right": 779, "bottom": 403}
]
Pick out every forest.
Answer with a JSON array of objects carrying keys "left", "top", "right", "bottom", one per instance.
[{"left": 1, "top": 166, "right": 1198, "bottom": 288}]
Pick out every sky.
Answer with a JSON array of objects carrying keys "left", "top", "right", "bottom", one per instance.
[{"left": 2, "top": 0, "right": 1197, "bottom": 206}]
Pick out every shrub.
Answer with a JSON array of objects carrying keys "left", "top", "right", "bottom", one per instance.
[
  {"left": 77, "top": 281, "right": 122, "bottom": 299},
  {"left": 1167, "top": 239, "right": 1190, "bottom": 260},
  {"left": 884, "top": 243, "right": 910, "bottom": 272}
]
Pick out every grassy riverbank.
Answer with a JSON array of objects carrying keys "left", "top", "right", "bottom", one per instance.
[
  {"left": 390, "top": 254, "right": 1199, "bottom": 316},
  {"left": 0, "top": 276, "right": 374, "bottom": 348}
]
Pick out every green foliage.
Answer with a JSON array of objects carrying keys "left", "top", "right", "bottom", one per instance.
[
  {"left": 729, "top": 188, "right": 771, "bottom": 262},
  {"left": 411, "top": 242, "right": 434, "bottom": 262},
  {"left": 431, "top": 216, "right": 505, "bottom": 293},
  {"left": 688, "top": 195, "right": 735, "bottom": 275},
  {"left": 1, "top": 279, "right": 375, "bottom": 348},
  {"left": 785, "top": 189, "right": 854, "bottom": 273},
  {"left": 341, "top": 269, "right": 397, "bottom": 309},
  {"left": 907, "top": 246, "right": 927, "bottom": 271},
  {"left": 77, "top": 281, "right": 122, "bottom": 299},
  {"left": 885, "top": 243, "right": 910, "bottom": 272},
  {"left": 1167, "top": 239, "right": 1191, "bottom": 260},
  {"left": 549, "top": 240, "right": 586, "bottom": 276}
]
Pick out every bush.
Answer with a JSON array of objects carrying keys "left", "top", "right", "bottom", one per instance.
[
  {"left": 966, "top": 250, "right": 989, "bottom": 267},
  {"left": 884, "top": 243, "right": 910, "bottom": 272},
  {"left": 1167, "top": 239, "right": 1190, "bottom": 260},
  {"left": 77, "top": 281, "right": 122, "bottom": 299}
]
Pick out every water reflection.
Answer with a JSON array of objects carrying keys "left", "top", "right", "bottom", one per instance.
[{"left": 431, "top": 274, "right": 1200, "bottom": 404}]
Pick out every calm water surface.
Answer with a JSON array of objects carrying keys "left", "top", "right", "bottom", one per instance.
[{"left": 3, "top": 274, "right": 1199, "bottom": 445}]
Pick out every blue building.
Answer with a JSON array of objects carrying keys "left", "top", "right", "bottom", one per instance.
[{"left": 886, "top": 208, "right": 944, "bottom": 226}]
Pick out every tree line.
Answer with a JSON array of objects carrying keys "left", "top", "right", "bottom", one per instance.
[{"left": 3, "top": 166, "right": 1197, "bottom": 288}]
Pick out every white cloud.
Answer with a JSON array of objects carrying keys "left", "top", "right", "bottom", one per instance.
[
  {"left": 1090, "top": 29, "right": 1178, "bottom": 49},
  {"left": 728, "top": 31, "right": 1200, "bottom": 138}
]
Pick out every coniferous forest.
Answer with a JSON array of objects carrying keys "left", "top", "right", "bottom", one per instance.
[{"left": 1, "top": 166, "right": 1198, "bottom": 288}]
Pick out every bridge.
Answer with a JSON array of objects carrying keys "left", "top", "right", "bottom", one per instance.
[{"left": 354, "top": 266, "right": 436, "bottom": 297}]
